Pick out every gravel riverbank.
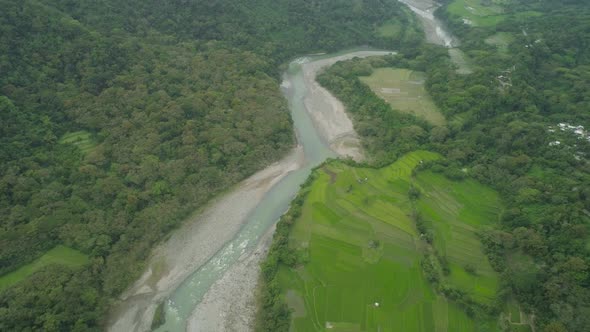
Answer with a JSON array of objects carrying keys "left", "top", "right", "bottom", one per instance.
[
  {"left": 108, "top": 50, "right": 391, "bottom": 332},
  {"left": 183, "top": 51, "right": 392, "bottom": 332},
  {"left": 301, "top": 51, "right": 393, "bottom": 161},
  {"left": 108, "top": 148, "right": 303, "bottom": 332}
]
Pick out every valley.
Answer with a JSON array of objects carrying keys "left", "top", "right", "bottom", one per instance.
[{"left": 1, "top": 0, "right": 589, "bottom": 331}]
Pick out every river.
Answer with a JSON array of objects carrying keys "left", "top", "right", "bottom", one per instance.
[
  {"left": 400, "top": 0, "right": 458, "bottom": 47},
  {"left": 109, "top": 1, "right": 461, "bottom": 331},
  {"left": 402, "top": 0, "right": 472, "bottom": 74},
  {"left": 157, "top": 51, "right": 397, "bottom": 332},
  {"left": 108, "top": 50, "right": 392, "bottom": 332}
]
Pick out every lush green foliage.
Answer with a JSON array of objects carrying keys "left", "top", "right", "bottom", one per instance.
[
  {"left": 256, "top": 169, "right": 318, "bottom": 332},
  {"left": 313, "top": 1, "right": 590, "bottom": 330},
  {"left": 433, "top": 3, "right": 590, "bottom": 330},
  {"left": 359, "top": 68, "right": 445, "bottom": 125},
  {"left": 47, "top": 0, "right": 422, "bottom": 64},
  {"left": 415, "top": 171, "right": 502, "bottom": 305},
  {"left": 4, "top": 0, "right": 590, "bottom": 330},
  {"left": 257, "top": 152, "right": 504, "bottom": 331},
  {"left": 0, "top": 245, "right": 88, "bottom": 292},
  {"left": 0, "top": 264, "right": 103, "bottom": 332},
  {"left": 317, "top": 55, "right": 434, "bottom": 165},
  {"left": 0, "top": 0, "right": 419, "bottom": 329}
]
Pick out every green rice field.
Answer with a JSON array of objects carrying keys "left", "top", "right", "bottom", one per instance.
[
  {"left": 277, "top": 151, "right": 503, "bottom": 331},
  {"left": 448, "top": 49, "right": 473, "bottom": 75},
  {"left": 59, "top": 130, "right": 96, "bottom": 154},
  {"left": 506, "top": 300, "right": 521, "bottom": 323},
  {"left": 448, "top": 0, "right": 541, "bottom": 27},
  {"left": 448, "top": 0, "right": 506, "bottom": 26},
  {"left": 360, "top": 68, "right": 446, "bottom": 126},
  {"left": 377, "top": 20, "right": 402, "bottom": 38},
  {"left": 414, "top": 171, "right": 501, "bottom": 304},
  {"left": 0, "top": 245, "right": 89, "bottom": 291},
  {"left": 485, "top": 32, "right": 514, "bottom": 53},
  {"left": 502, "top": 299, "right": 534, "bottom": 331}
]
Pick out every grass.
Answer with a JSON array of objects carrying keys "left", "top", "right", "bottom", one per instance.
[
  {"left": 503, "top": 296, "right": 535, "bottom": 331},
  {"left": 360, "top": 68, "right": 446, "bottom": 126},
  {"left": 485, "top": 32, "right": 514, "bottom": 53},
  {"left": 415, "top": 171, "right": 502, "bottom": 304},
  {"left": 513, "top": 325, "right": 532, "bottom": 332},
  {"left": 506, "top": 299, "right": 521, "bottom": 323},
  {"left": 59, "top": 130, "right": 96, "bottom": 154},
  {"left": 447, "top": 0, "right": 542, "bottom": 27},
  {"left": 448, "top": 49, "right": 473, "bottom": 75},
  {"left": 0, "top": 245, "right": 89, "bottom": 291},
  {"left": 277, "top": 151, "right": 502, "bottom": 331},
  {"left": 377, "top": 20, "right": 402, "bottom": 38},
  {"left": 448, "top": 0, "right": 506, "bottom": 26}
]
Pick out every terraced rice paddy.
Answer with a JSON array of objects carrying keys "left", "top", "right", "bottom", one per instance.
[
  {"left": 276, "top": 151, "right": 502, "bottom": 331},
  {"left": 414, "top": 172, "right": 501, "bottom": 304},
  {"left": 360, "top": 68, "right": 446, "bottom": 126},
  {"left": 0, "top": 245, "right": 89, "bottom": 291}
]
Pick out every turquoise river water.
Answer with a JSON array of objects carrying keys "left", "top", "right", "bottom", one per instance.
[{"left": 154, "top": 54, "right": 340, "bottom": 332}]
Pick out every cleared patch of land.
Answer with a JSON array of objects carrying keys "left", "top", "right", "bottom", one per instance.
[
  {"left": 60, "top": 130, "right": 96, "bottom": 154},
  {"left": 415, "top": 171, "right": 501, "bottom": 303},
  {"left": 377, "top": 20, "right": 403, "bottom": 38},
  {"left": 448, "top": 0, "right": 505, "bottom": 26},
  {"left": 302, "top": 50, "right": 395, "bottom": 161},
  {"left": 0, "top": 245, "right": 89, "bottom": 291},
  {"left": 447, "top": 0, "right": 541, "bottom": 27},
  {"left": 501, "top": 298, "right": 534, "bottom": 332},
  {"left": 506, "top": 300, "right": 521, "bottom": 323},
  {"left": 485, "top": 32, "right": 514, "bottom": 53},
  {"left": 277, "top": 151, "right": 502, "bottom": 331},
  {"left": 360, "top": 68, "right": 446, "bottom": 125},
  {"left": 448, "top": 49, "right": 473, "bottom": 75}
]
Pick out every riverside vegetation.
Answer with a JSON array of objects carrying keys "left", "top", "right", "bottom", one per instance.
[
  {"left": 258, "top": 0, "right": 590, "bottom": 331},
  {"left": 0, "top": 0, "right": 422, "bottom": 330},
  {"left": 258, "top": 151, "right": 504, "bottom": 331},
  {"left": 2, "top": 0, "right": 590, "bottom": 331}
]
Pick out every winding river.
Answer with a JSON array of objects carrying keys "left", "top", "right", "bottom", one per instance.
[
  {"left": 158, "top": 51, "right": 397, "bottom": 332},
  {"left": 155, "top": 54, "right": 340, "bottom": 332},
  {"left": 109, "top": 50, "right": 391, "bottom": 332},
  {"left": 109, "top": 1, "right": 459, "bottom": 331}
]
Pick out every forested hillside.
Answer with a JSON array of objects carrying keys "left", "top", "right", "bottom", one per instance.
[
  {"left": 311, "top": 1, "right": 590, "bottom": 331},
  {"left": 0, "top": 0, "right": 418, "bottom": 330}
]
